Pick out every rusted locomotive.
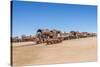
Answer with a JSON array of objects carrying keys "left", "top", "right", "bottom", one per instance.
[{"left": 36, "top": 29, "right": 63, "bottom": 45}]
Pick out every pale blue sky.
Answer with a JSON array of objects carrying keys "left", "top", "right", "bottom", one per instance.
[{"left": 12, "top": 1, "right": 97, "bottom": 36}]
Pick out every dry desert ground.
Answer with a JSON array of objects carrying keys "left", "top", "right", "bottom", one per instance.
[{"left": 12, "top": 37, "right": 97, "bottom": 66}]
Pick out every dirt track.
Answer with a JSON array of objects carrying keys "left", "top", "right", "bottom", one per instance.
[{"left": 12, "top": 37, "right": 97, "bottom": 66}]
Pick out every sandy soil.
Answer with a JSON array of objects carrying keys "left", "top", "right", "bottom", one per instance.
[{"left": 12, "top": 37, "right": 97, "bottom": 66}]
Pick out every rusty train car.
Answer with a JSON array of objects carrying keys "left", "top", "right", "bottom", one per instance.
[{"left": 36, "top": 29, "right": 63, "bottom": 45}]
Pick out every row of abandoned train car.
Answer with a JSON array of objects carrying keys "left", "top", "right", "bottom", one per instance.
[{"left": 11, "top": 29, "right": 96, "bottom": 45}]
